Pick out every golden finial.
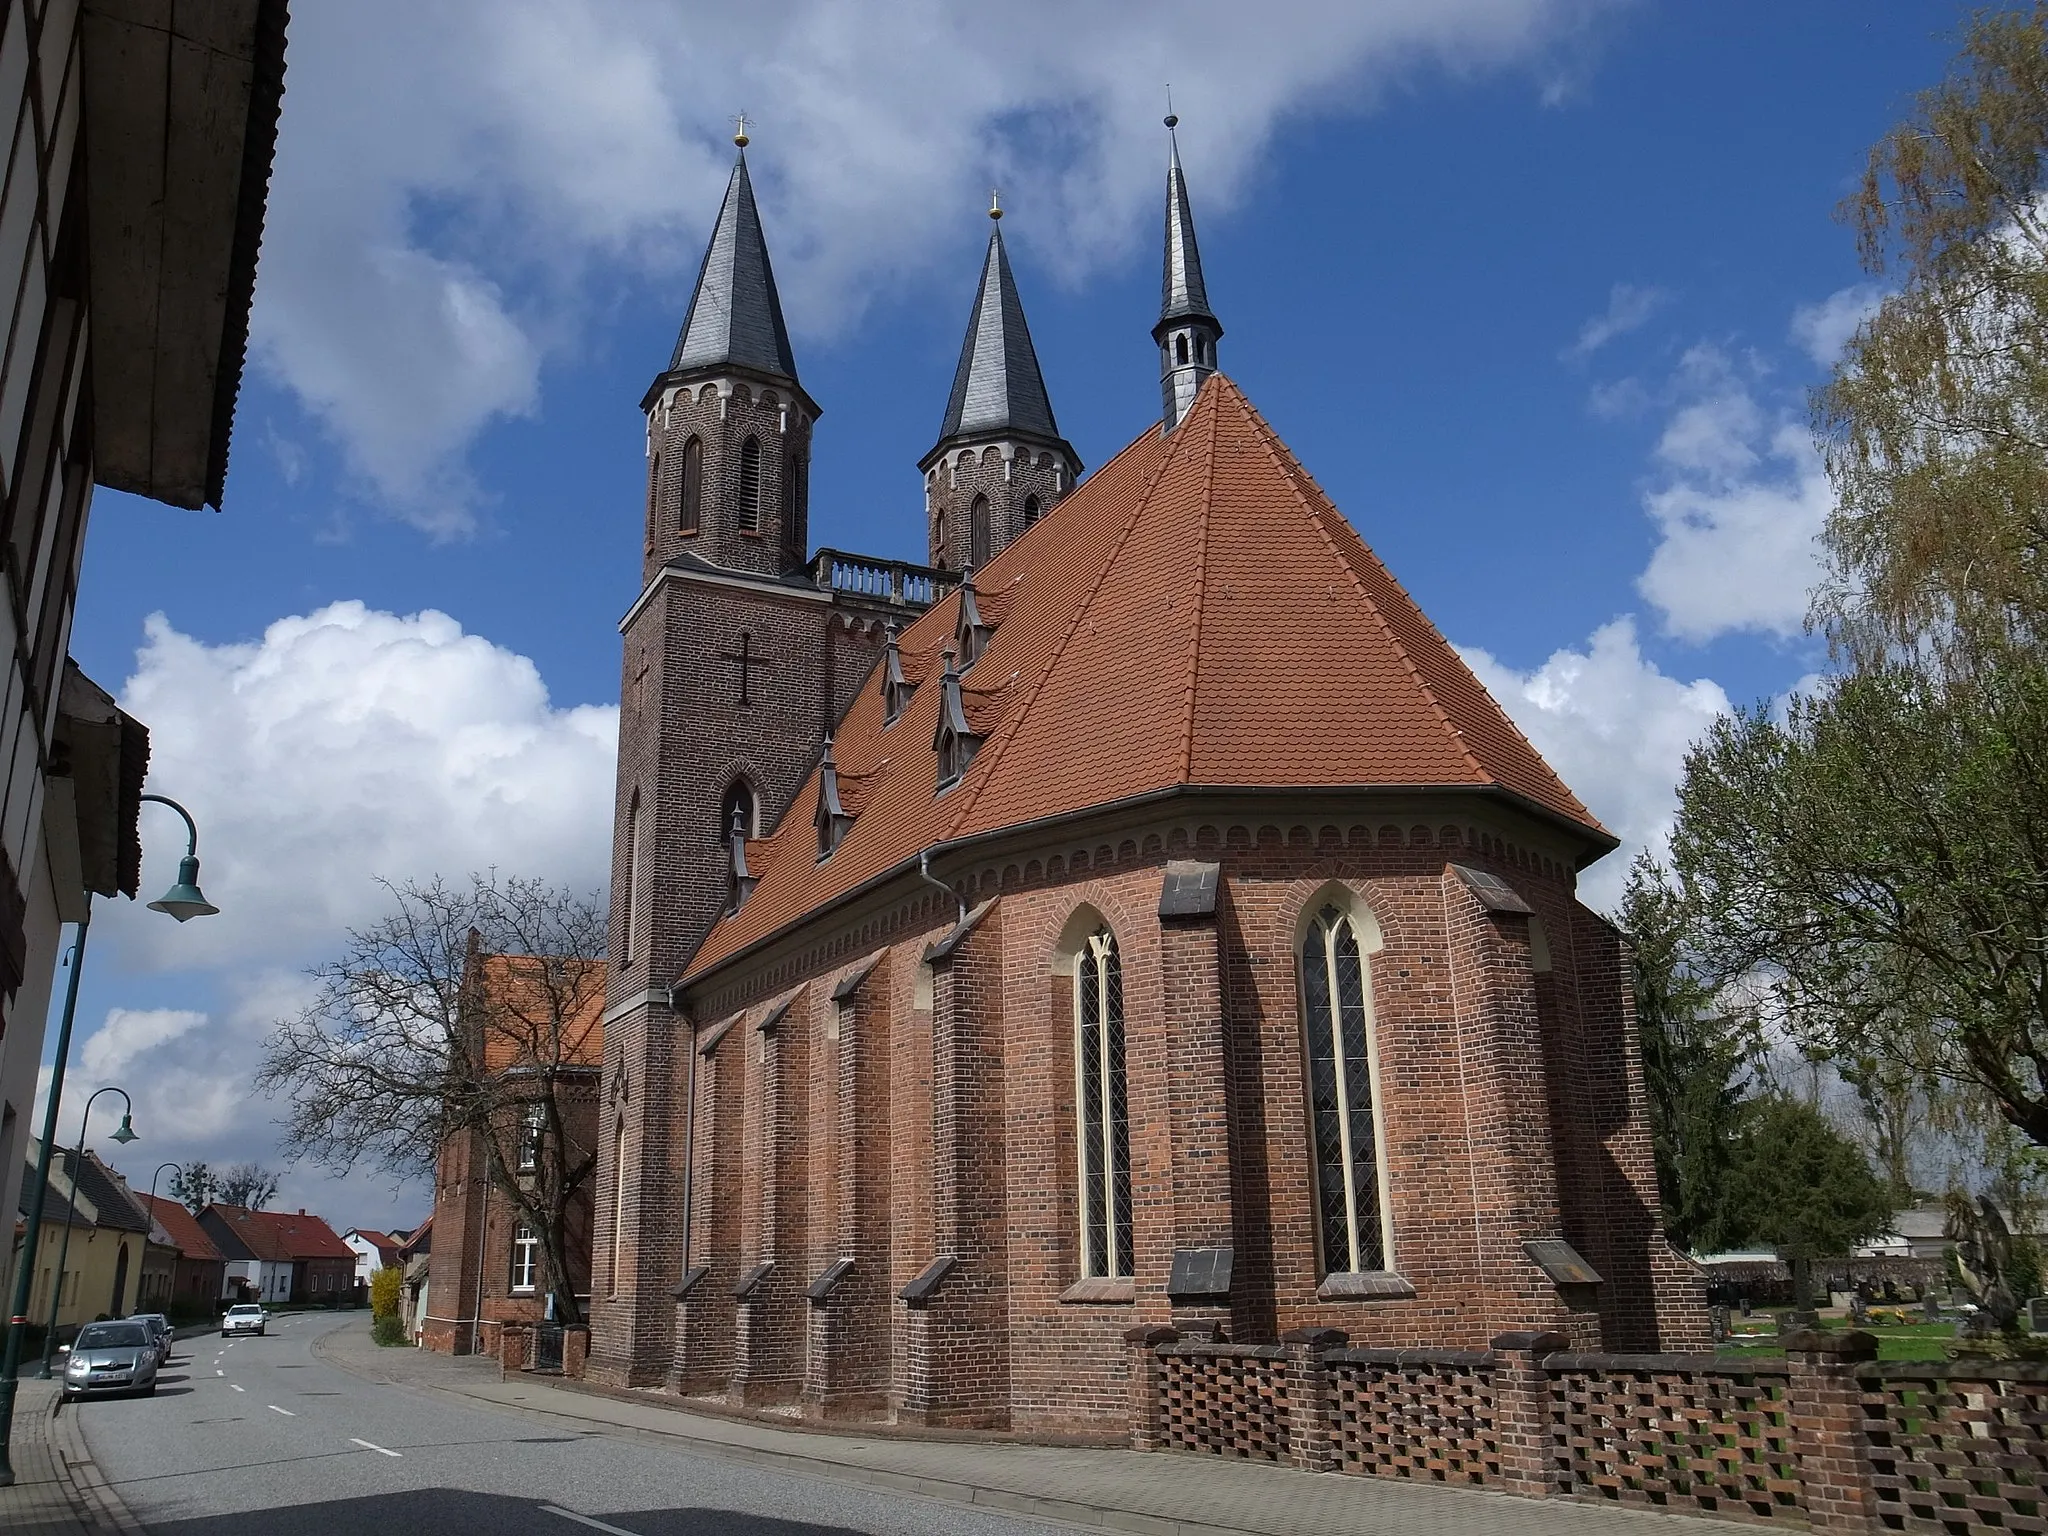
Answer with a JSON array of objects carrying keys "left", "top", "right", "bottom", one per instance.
[
  {"left": 732, "top": 110, "right": 750, "bottom": 149},
  {"left": 1165, "top": 83, "right": 1177, "bottom": 131},
  {"left": 988, "top": 188, "right": 1003, "bottom": 222}
]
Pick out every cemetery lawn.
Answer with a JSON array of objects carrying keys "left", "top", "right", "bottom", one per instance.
[{"left": 1719, "top": 1317, "right": 1955, "bottom": 1361}]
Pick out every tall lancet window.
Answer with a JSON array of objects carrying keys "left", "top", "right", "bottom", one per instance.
[
  {"left": 646, "top": 452, "right": 661, "bottom": 530},
  {"left": 1300, "top": 904, "right": 1388, "bottom": 1274},
  {"left": 1074, "top": 926, "right": 1132, "bottom": 1279},
  {"left": 621, "top": 792, "right": 641, "bottom": 962},
  {"left": 1022, "top": 494, "right": 1041, "bottom": 528},
  {"left": 969, "top": 495, "right": 991, "bottom": 569},
  {"left": 738, "top": 436, "right": 762, "bottom": 532},
  {"left": 679, "top": 436, "right": 703, "bottom": 534},
  {"left": 609, "top": 1117, "right": 628, "bottom": 1295}
]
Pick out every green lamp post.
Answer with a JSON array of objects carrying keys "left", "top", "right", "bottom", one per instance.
[
  {"left": 0, "top": 793, "right": 216, "bottom": 1484},
  {"left": 37, "top": 1086, "right": 137, "bottom": 1378}
]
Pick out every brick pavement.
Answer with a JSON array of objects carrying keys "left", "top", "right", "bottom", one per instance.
[
  {"left": 0, "top": 1375, "right": 142, "bottom": 1535},
  {"left": 315, "top": 1320, "right": 1750, "bottom": 1536}
]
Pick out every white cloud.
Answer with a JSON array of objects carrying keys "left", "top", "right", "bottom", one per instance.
[
  {"left": 1633, "top": 344, "right": 1831, "bottom": 643},
  {"left": 1789, "top": 282, "right": 1885, "bottom": 368},
  {"left": 253, "top": 0, "right": 1619, "bottom": 531},
  {"left": 1459, "top": 617, "right": 1731, "bottom": 911},
  {"left": 48, "top": 604, "right": 619, "bottom": 1217},
  {"left": 1564, "top": 282, "right": 1667, "bottom": 359}
]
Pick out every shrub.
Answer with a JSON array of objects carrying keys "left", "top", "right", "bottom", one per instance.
[
  {"left": 369, "top": 1266, "right": 401, "bottom": 1320},
  {"left": 371, "top": 1314, "right": 405, "bottom": 1347}
]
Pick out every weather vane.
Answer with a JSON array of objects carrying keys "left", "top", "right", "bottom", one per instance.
[
  {"left": 989, "top": 187, "right": 1002, "bottom": 221},
  {"left": 1165, "top": 83, "right": 1177, "bottom": 130},
  {"left": 732, "top": 110, "right": 750, "bottom": 149}
]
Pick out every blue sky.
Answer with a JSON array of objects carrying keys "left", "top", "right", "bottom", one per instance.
[{"left": 47, "top": 1, "right": 1961, "bottom": 1227}]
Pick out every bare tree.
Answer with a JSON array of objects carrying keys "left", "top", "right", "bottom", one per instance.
[
  {"left": 257, "top": 874, "right": 607, "bottom": 1325},
  {"left": 214, "top": 1163, "right": 282, "bottom": 1210}
]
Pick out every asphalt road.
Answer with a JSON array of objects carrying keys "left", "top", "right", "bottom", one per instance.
[{"left": 70, "top": 1313, "right": 1083, "bottom": 1536}]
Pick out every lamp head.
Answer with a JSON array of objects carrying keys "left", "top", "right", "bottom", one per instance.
[
  {"left": 111, "top": 1114, "right": 137, "bottom": 1145},
  {"left": 147, "top": 855, "right": 219, "bottom": 922}
]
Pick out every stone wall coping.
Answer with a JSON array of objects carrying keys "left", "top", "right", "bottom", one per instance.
[
  {"left": 1779, "top": 1327, "right": 1877, "bottom": 1359},
  {"left": 1543, "top": 1350, "right": 1793, "bottom": 1376},
  {"left": 1157, "top": 1341, "right": 1287, "bottom": 1361},
  {"left": 1323, "top": 1346, "right": 1495, "bottom": 1371},
  {"left": 1853, "top": 1358, "right": 2048, "bottom": 1383}
]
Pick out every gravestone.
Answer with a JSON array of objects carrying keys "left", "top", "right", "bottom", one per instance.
[
  {"left": 1709, "top": 1305, "right": 1731, "bottom": 1344},
  {"left": 2027, "top": 1296, "right": 2048, "bottom": 1333},
  {"left": 1924, "top": 1293, "right": 1943, "bottom": 1323}
]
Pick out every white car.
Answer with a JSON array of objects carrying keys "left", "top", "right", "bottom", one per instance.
[{"left": 221, "top": 1303, "right": 267, "bottom": 1337}]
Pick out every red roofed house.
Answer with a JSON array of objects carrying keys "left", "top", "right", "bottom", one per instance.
[
  {"left": 200, "top": 1205, "right": 355, "bottom": 1305},
  {"left": 139, "top": 1194, "right": 226, "bottom": 1316},
  {"left": 587, "top": 130, "right": 1706, "bottom": 1435},
  {"left": 343, "top": 1227, "right": 402, "bottom": 1291}
]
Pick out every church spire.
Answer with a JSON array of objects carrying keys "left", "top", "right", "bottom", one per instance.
[
  {"left": 1154, "top": 114, "right": 1222, "bottom": 432},
  {"left": 919, "top": 196, "right": 1081, "bottom": 572},
  {"left": 933, "top": 197, "right": 1065, "bottom": 449},
  {"left": 669, "top": 140, "right": 801, "bottom": 387}
]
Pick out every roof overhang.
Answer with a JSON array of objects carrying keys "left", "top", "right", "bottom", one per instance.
[
  {"left": 79, "top": 0, "right": 288, "bottom": 510},
  {"left": 917, "top": 425, "right": 1082, "bottom": 478},
  {"left": 639, "top": 362, "right": 820, "bottom": 421},
  {"left": 678, "top": 780, "right": 1618, "bottom": 1000}
]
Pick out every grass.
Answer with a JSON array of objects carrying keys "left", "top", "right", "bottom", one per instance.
[{"left": 1719, "top": 1310, "right": 1959, "bottom": 1361}]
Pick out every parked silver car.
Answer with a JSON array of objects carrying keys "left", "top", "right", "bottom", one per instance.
[
  {"left": 62, "top": 1319, "right": 159, "bottom": 1398},
  {"left": 127, "top": 1312, "right": 173, "bottom": 1365}
]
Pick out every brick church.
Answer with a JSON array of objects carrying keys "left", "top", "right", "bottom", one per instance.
[{"left": 589, "top": 120, "right": 1705, "bottom": 1433}]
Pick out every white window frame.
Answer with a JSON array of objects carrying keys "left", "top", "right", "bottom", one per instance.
[
  {"left": 510, "top": 1224, "right": 539, "bottom": 1294},
  {"left": 517, "top": 1102, "right": 545, "bottom": 1174}
]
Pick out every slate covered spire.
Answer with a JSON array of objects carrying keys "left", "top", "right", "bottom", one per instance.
[
  {"left": 935, "top": 198, "right": 1064, "bottom": 446},
  {"left": 670, "top": 142, "right": 801, "bottom": 386},
  {"left": 1154, "top": 114, "right": 1223, "bottom": 432}
]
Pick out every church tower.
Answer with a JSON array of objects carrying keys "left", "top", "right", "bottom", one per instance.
[
  {"left": 1155, "top": 115, "right": 1221, "bottom": 432},
  {"left": 919, "top": 198, "right": 1079, "bottom": 570}
]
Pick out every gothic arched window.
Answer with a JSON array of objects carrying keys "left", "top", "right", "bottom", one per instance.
[
  {"left": 969, "top": 494, "right": 991, "bottom": 569},
  {"left": 1175, "top": 333, "right": 1189, "bottom": 364},
  {"left": 1074, "top": 926, "right": 1132, "bottom": 1280},
  {"left": 647, "top": 452, "right": 661, "bottom": 530},
  {"left": 621, "top": 791, "right": 641, "bottom": 961},
  {"left": 1300, "top": 903, "right": 1388, "bottom": 1274},
  {"left": 679, "top": 436, "right": 703, "bottom": 535},
  {"left": 720, "top": 779, "right": 756, "bottom": 840},
  {"left": 1022, "top": 494, "right": 1041, "bottom": 528},
  {"left": 783, "top": 450, "right": 802, "bottom": 552},
  {"left": 738, "top": 436, "right": 762, "bottom": 532},
  {"left": 608, "top": 1118, "right": 628, "bottom": 1296}
]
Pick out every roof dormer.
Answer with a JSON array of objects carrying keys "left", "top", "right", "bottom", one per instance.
[
  {"left": 814, "top": 734, "right": 855, "bottom": 859},
  {"left": 933, "top": 647, "right": 981, "bottom": 790}
]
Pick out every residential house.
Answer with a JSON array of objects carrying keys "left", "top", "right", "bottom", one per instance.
[
  {"left": 0, "top": 1, "right": 291, "bottom": 1275},
  {"left": 201, "top": 1205, "right": 354, "bottom": 1303},
  {"left": 138, "top": 1194, "right": 226, "bottom": 1317},
  {"left": 396, "top": 1216, "right": 431, "bottom": 1345},
  {"left": 424, "top": 952, "right": 602, "bottom": 1356},
  {"left": 13, "top": 1143, "right": 153, "bottom": 1328},
  {"left": 343, "top": 1227, "right": 402, "bottom": 1290}
]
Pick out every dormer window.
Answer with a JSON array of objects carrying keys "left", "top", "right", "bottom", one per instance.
[
  {"left": 955, "top": 571, "right": 992, "bottom": 668},
  {"left": 880, "top": 629, "right": 914, "bottom": 725},
  {"left": 814, "top": 734, "right": 854, "bottom": 860},
  {"left": 933, "top": 647, "right": 981, "bottom": 790}
]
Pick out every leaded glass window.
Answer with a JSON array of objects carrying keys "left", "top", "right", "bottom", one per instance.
[
  {"left": 969, "top": 494, "right": 991, "bottom": 568},
  {"left": 1301, "top": 904, "right": 1387, "bottom": 1274},
  {"left": 1075, "top": 927, "right": 1133, "bottom": 1279},
  {"left": 679, "top": 436, "right": 702, "bottom": 533}
]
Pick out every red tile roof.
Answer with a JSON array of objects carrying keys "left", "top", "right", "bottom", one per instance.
[
  {"left": 685, "top": 376, "right": 1606, "bottom": 981},
  {"left": 140, "top": 1194, "right": 222, "bottom": 1262},
  {"left": 209, "top": 1205, "right": 354, "bottom": 1263},
  {"left": 469, "top": 954, "right": 605, "bottom": 1074}
]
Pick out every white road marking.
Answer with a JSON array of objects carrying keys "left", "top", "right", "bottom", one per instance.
[
  {"left": 267, "top": 1404, "right": 295, "bottom": 1416},
  {"left": 541, "top": 1509, "right": 639, "bottom": 1536},
  {"left": 350, "top": 1438, "right": 401, "bottom": 1458},
  {"left": 215, "top": 1370, "right": 224, "bottom": 1377},
  {"left": 230, "top": 1385, "right": 244, "bottom": 1393}
]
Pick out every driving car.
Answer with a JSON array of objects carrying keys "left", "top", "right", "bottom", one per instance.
[
  {"left": 221, "top": 1302, "right": 267, "bottom": 1336},
  {"left": 127, "top": 1312, "right": 172, "bottom": 1365},
  {"left": 62, "top": 1319, "right": 159, "bottom": 1398}
]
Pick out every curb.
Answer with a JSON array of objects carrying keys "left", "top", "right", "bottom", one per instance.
[{"left": 46, "top": 1393, "right": 145, "bottom": 1534}]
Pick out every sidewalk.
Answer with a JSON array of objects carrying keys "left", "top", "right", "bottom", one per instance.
[
  {"left": 0, "top": 1377, "right": 142, "bottom": 1535},
  {"left": 316, "top": 1322, "right": 1742, "bottom": 1536}
]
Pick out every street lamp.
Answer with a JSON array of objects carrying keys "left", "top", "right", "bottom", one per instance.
[
  {"left": 145, "top": 1163, "right": 182, "bottom": 1313},
  {"left": 37, "top": 1086, "right": 135, "bottom": 1378},
  {"left": 0, "top": 794, "right": 216, "bottom": 1484}
]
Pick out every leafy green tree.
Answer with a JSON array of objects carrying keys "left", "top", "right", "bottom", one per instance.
[
  {"left": 1817, "top": 2, "right": 2048, "bottom": 677},
  {"left": 369, "top": 1266, "right": 401, "bottom": 1321},
  {"left": 1722, "top": 1095, "right": 1895, "bottom": 1310},
  {"left": 1669, "top": 659, "right": 2048, "bottom": 1148},
  {"left": 168, "top": 1162, "right": 214, "bottom": 1213},
  {"left": 1621, "top": 856, "right": 1753, "bottom": 1252}
]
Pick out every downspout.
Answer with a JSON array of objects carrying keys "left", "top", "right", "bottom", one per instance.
[
  {"left": 471, "top": 1156, "right": 490, "bottom": 1356},
  {"left": 918, "top": 850, "right": 968, "bottom": 923}
]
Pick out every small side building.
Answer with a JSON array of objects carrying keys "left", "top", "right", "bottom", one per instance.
[{"left": 139, "top": 1194, "right": 226, "bottom": 1318}]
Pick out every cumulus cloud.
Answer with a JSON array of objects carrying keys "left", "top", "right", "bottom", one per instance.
[
  {"left": 254, "top": 0, "right": 1618, "bottom": 532},
  {"left": 1459, "top": 618, "right": 1731, "bottom": 910},
  {"left": 1563, "top": 282, "right": 1668, "bottom": 360},
  {"left": 1633, "top": 345, "right": 1831, "bottom": 643},
  {"left": 1789, "top": 282, "right": 1885, "bottom": 368},
  {"left": 45, "top": 605, "right": 618, "bottom": 1213}
]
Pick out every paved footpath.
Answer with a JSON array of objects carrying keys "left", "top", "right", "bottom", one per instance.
[
  {"left": 0, "top": 1374, "right": 143, "bottom": 1535},
  {"left": 312, "top": 1319, "right": 1744, "bottom": 1536}
]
